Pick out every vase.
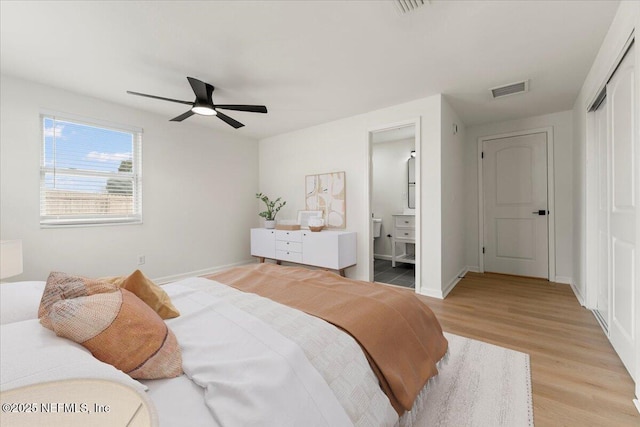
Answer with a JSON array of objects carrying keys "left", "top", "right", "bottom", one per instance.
[{"left": 264, "top": 220, "right": 276, "bottom": 229}]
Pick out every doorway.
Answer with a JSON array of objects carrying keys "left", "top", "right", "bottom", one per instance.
[
  {"left": 368, "top": 119, "right": 420, "bottom": 292},
  {"left": 477, "top": 128, "right": 556, "bottom": 280}
]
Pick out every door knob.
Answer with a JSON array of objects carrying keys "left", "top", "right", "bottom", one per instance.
[{"left": 532, "top": 210, "right": 547, "bottom": 215}]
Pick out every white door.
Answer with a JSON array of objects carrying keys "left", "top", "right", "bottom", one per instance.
[
  {"left": 595, "top": 98, "right": 609, "bottom": 329},
  {"left": 607, "top": 44, "right": 635, "bottom": 376},
  {"left": 483, "top": 133, "right": 548, "bottom": 278}
]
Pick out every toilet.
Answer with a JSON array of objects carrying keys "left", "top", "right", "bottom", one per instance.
[{"left": 373, "top": 218, "right": 382, "bottom": 238}]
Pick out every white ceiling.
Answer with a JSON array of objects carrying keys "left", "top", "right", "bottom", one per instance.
[{"left": 0, "top": 1, "right": 619, "bottom": 140}]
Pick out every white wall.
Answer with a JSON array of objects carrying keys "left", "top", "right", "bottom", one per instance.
[
  {"left": 0, "top": 75, "right": 259, "bottom": 282},
  {"left": 571, "top": 0, "right": 639, "bottom": 399},
  {"left": 259, "top": 95, "right": 444, "bottom": 295},
  {"left": 464, "top": 110, "right": 574, "bottom": 283},
  {"left": 441, "top": 97, "right": 467, "bottom": 295},
  {"left": 372, "top": 137, "right": 414, "bottom": 257}
]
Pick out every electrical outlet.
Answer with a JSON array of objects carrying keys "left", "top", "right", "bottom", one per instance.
[{"left": 137, "top": 255, "right": 145, "bottom": 265}]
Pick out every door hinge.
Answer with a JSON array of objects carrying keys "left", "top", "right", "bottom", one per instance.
[
  {"left": 482, "top": 247, "right": 485, "bottom": 254},
  {"left": 481, "top": 151, "right": 484, "bottom": 159}
]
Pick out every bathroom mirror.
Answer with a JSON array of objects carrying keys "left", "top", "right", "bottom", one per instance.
[{"left": 408, "top": 156, "right": 415, "bottom": 209}]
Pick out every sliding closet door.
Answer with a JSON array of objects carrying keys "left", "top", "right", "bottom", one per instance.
[
  {"left": 607, "top": 43, "right": 635, "bottom": 377},
  {"left": 595, "top": 98, "right": 609, "bottom": 330}
]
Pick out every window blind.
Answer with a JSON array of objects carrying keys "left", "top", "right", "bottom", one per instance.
[{"left": 40, "top": 114, "right": 142, "bottom": 226}]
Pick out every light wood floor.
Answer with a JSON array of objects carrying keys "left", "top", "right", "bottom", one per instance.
[{"left": 416, "top": 272, "right": 639, "bottom": 427}]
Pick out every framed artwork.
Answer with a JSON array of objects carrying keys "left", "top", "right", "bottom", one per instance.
[
  {"left": 297, "top": 210, "right": 323, "bottom": 229},
  {"left": 305, "top": 171, "right": 346, "bottom": 228}
]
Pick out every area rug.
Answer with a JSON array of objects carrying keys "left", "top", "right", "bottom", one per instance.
[{"left": 403, "top": 332, "right": 534, "bottom": 427}]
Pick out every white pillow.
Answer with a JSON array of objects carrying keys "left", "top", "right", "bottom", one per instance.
[
  {"left": 0, "top": 319, "right": 147, "bottom": 393},
  {"left": 0, "top": 281, "right": 45, "bottom": 325}
]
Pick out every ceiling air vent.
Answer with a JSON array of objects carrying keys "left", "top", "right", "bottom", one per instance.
[
  {"left": 394, "top": 0, "right": 428, "bottom": 14},
  {"left": 490, "top": 80, "right": 529, "bottom": 99}
]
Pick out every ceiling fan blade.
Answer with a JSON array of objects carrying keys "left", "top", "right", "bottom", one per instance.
[
  {"left": 214, "top": 105, "right": 268, "bottom": 113},
  {"left": 126, "top": 91, "right": 193, "bottom": 106},
  {"left": 170, "top": 110, "right": 195, "bottom": 122},
  {"left": 187, "top": 77, "right": 214, "bottom": 103},
  {"left": 215, "top": 111, "right": 244, "bottom": 129}
]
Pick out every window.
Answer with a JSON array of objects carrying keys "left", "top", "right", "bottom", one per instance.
[{"left": 40, "top": 113, "right": 142, "bottom": 226}]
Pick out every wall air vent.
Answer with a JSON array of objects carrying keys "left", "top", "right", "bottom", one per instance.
[
  {"left": 490, "top": 80, "right": 529, "bottom": 99},
  {"left": 394, "top": 0, "right": 428, "bottom": 14}
]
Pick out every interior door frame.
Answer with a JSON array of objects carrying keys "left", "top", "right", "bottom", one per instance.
[
  {"left": 367, "top": 117, "right": 421, "bottom": 294},
  {"left": 477, "top": 127, "right": 556, "bottom": 281}
]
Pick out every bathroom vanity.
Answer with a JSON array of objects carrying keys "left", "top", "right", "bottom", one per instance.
[{"left": 391, "top": 214, "right": 415, "bottom": 267}]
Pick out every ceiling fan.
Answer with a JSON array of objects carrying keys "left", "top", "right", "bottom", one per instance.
[{"left": 127, "top": 77, "right": 267, "bottom": 129}]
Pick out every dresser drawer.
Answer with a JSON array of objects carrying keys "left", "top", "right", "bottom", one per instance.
[
  {"left": 275, "top": 230, "right": 302, "bottom": 242},
  {"left": 276, "top": 240, "right": 302, "bottom": 253},
  {"left": 394, "top": 216, "right": 415, "bottom": 228},
  {"left": 395, "top": 228, "right": 415, "bottom": 240},
  {"left": 275, "top": 250, "right": 303, "bottom": 263}
]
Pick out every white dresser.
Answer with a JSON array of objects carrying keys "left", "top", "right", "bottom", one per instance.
[
  {"left": 391, "top": 214, "right": 415, "bottom": 267},
  {"left": 250, "top": 228, "right": 357, "bottom": 276}
]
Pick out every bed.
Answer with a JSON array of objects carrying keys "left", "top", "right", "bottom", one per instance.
[{"left": 0, "top": 263, "right": 448, "bottom": 427}]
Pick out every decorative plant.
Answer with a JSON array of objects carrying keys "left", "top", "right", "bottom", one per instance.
[{"left": 256, "top": 193, "right": 286, "bottom": 221}]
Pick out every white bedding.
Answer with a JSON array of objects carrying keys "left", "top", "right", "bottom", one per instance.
[
  {"left": 0, "top": 319, "right": 147, "bottom": 394},
  {"left": 163, "top": 282, "right": 352, "bottom": 427},
  {"left": 0, "top": 277, "right": 435, "bottom": 426},
  {"left": 143, "top": 375, "right": 214, "bottom": 426},
  {"left": 0, "top": 281, "right": 45, "bottom": 325},
  {"left": 155, "top": 277, "right": 399, "bottom": 427}
]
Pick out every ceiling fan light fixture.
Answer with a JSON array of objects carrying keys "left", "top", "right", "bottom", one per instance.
[
  {"left": 127, "top": 77, "right": 266, "bottom": 128},
  {"left": 191, "top": 104, "right": 217, "bottom": 116}
]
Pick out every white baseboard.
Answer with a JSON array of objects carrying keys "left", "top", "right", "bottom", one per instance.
[
  {"left": 591, "top": 309, "right": 609, "bottom": 336},
  {"left": 568, "top": 281, "right": 586, "bottom": 307},
  {"left": 466, "top": 265, "right": 480, "bottom": 273},
  {"left": 549, "top": 275, "right": 586, "bottom": 306},
  {"left": 442, "top": 266, "right": 469, "bottom": 298},
  {"left": 418, "top": 266, "right": 469, "bottom": 300},
  {"left": 555, "top": 275, "right": 572, "bottom": 285},
  {"left": 634, "top": 398, "right": 640, "bottom": 415},
  {"left": 417, "top": 287, "right": 444, "bottom": 299},
  {"left": 153, "top": 258, "right": 255, "bottom": 285}
]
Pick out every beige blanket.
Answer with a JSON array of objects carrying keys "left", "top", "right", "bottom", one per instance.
[{"left": 207, "top": 263, "right": 448, "bottom": 414}]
